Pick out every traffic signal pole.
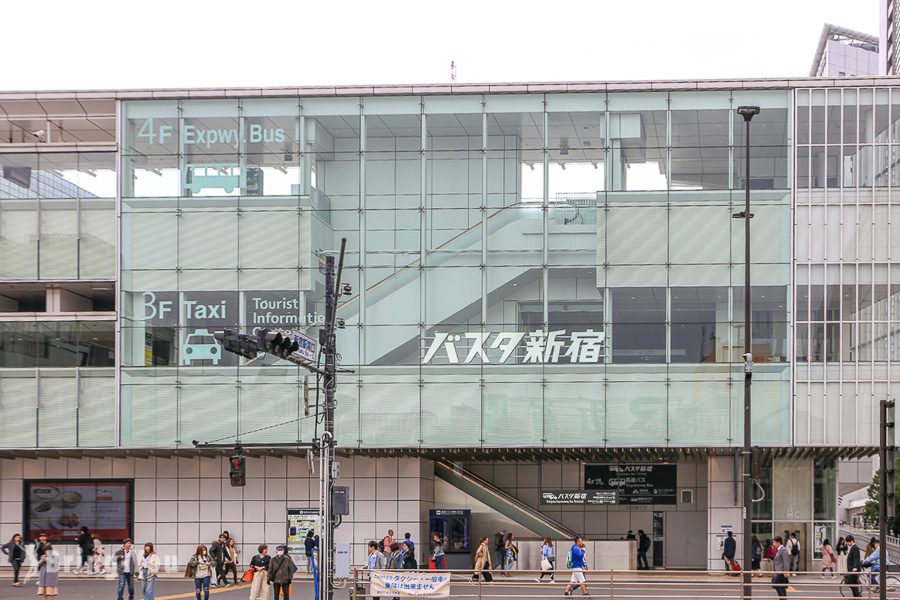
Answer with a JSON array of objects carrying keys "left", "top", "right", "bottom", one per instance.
[{"left": 879, "top": 399, "right": 895, "bottom": 600}]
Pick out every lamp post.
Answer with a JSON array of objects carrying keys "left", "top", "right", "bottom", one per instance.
[{"left": 735, "top": 105, "right": 759, "bottom": 599}]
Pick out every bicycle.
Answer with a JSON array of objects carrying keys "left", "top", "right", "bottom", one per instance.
[{"left": 839, "top": 568, "right": 900, "bottom": 597}]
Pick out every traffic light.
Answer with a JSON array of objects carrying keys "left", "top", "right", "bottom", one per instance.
[
  {"left": 214, "top": 330, "right": 261, "bottom": 360},
  {"left": 229, "top": 455, "right": 246, "bottom": 487},
  {"left": 258, "top": 328, "right": 299, "bottom": 360}
]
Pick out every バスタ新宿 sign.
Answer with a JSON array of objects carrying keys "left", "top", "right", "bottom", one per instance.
[
  {"left": 423, "top": 329, "right": 604, "bottom": 364},
  {"left": 539, "top": 490, "right": 618, "bottom": 506},
  {"left": 584, "top": 464, "right": 677, "bottom": 505}
]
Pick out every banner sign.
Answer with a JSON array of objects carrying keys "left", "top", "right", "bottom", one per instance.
[
  {"left": 540, "top": 490, "right": 617, "bottom": 506},
  {"left": 423, "top": 329, "right": 604, "bottom": 364},
  {"left": 370, "top": 571, "right": 450, "bottom": 598},
  {"left": 584, "top": 464, "right": 677, "bottom": 505}
]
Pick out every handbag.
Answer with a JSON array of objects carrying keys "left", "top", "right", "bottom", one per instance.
[
  {"left": 184, "top": 563, "right": 195, "bottom": 579},
  {"left": 241, "top": 568, "right": 254, "bottom": 583},
  {"left": 540, "top": 558, "right": 552, "bottom": 571},
  {"left": 481, "top": 571, "right": 493, "bottom": 582}
]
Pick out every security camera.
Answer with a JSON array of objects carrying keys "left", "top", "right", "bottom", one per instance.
[{"left": 31, "top": 130, "right": 46, "bottom": 142}]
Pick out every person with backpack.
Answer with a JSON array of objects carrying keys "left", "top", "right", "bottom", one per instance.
[
  {"left": 563, "top": 536, "right": 588, "bottom": 597},
  {"left": 76, "top": 526, "right": 94, "bottom": 574},
  {"left": 785, "top": 533, "right": 800, "bottom": 576},
  {"left": 502, "top": 533, "right": 517, "bottom": 576},
  {"left": 637, "top": 530, "right": 651, "bottom": 570},
  {"left": 186, "top": 544, "right": 214, "bottom": 600}
]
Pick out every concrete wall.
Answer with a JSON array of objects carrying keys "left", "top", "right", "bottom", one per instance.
[{"left": 0, "top": 455, "right": 434, "bottom": 570}]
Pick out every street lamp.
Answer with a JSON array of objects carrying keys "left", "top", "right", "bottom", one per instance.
[{"left": 735, "top": 104, "right": 759, "bottom": 599}]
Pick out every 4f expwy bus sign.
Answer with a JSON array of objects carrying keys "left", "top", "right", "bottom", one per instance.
[
  {"left": 423, "top": 329, "right": 605, "bottom": 364},
  {"left": 137, "top": 118, "right": 286, "bottom": 149}
]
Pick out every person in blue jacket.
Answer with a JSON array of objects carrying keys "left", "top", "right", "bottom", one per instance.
[{"left": 563, "top": 536, "right": 588, "bottom": 597}]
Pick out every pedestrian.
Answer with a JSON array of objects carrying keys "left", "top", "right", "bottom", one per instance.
[
  {"left": 402, "top": 542, "right": 418, "bottom": 569},
  {"left": 34, "top": 532, "right": 50, "bottom": 561},
  {"left": 785, "top": 532, "right": 800, "bottom": 576},
  {"left": 36, "top": 543, "right": 59, "bottom": 600},
  {"left": 224, "top": 538, "right": 240, "bottom": 585},
  {"left": 77, "top": 526, "right": 94, "bottom": 574},
  {"left": 502, "top": 532, "right": 517, "bottom": 576},
  {"left": 637, "top": 529, "right": 651, "bottom": 570},
  {"left": 751, "top": 536, "right": 762, "bottom": 574},
  {"left": 563, "top": 536, "right": 588, "bottom": 597},
  {"left": 625, "top": 530, "right": 636, "bottom": 541},
  {"left": 92, "top": 533, "right": 107, "bottom": 575},
  {"left": 764, "top": 538, "right": 776, "bottom": 572},
  {"left": 836, "top": 536, "right": 848, "bottom": 574},
  {"left": 493, "top": 531, "right": 505, "bottom": 572},
  {"left": 862, "top": 538, "right": 884, "bottom": 587},
  {"left": 248, "top": 544, "right": 271, "bottom": 600},
  {"left": 116, "top": 538, "right": 141, "bottom": 600},
  {"left": 187, "top": 544, "right": 214, "bottom": 600},
  {"left": 403, "top": 533, "right": 415, "bottom": 556},
  {"left": 771, "top": 535, "right": 789, "bottom": 598},
  {"left": 472, "top": 536, "right": 492, "bottom": 581},
  {"left": 722, "top": 531, "right": 736, "bottom": 571},
  {"left": 210, "top": 533, "right": 228, "bottom": 587},
  {"left": 304, "top": 530, "right": 316, "bottom": 573},
  {"left": 381, "top": 530, "right": 394, "bottom": 554},
  {"left": 267, "top": 545, "right": 297, "bottom": 600},
  {"left": 1, "top": 532, "right": 26, "bottom": 586},
  {"left": 820, "top": 538, "right": 836, "bottom": 576},
  {"left": 367, "top": 541, "right": 387, "bottom": 600},
  {"left": 432, "top": 533, "right": 445, "bottom": 570},
  {"left": 138, "top": 543, "right": 160, "bottom": 600},
  {"left": 536, "top": 536, "right": 555, "bottom": 582},
  {"left": 387, "top": 543, "right": 404, "bottom": 569},
  {"left": 845, "top": 534, "right": 862, "bottom": 598}
]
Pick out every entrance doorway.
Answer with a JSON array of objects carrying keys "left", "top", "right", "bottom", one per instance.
[{"left": 776, "top": 522, "right": 808, "bottom": 573}]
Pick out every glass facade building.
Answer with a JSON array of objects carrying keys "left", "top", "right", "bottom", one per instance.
[{"left": 0, "top": 78, "right": 895, "bottom": 570}]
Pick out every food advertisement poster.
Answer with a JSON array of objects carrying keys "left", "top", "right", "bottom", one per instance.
[{"left": 24, "top": 480, "right": 133, "bottom": 542}]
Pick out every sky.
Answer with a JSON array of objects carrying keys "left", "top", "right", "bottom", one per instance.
[{"left": 0, "top": 0, "right": 881, "bottom": 91}]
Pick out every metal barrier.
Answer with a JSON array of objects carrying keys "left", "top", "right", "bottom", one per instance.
[{"left": 348, "top": 567, "right": 899, "bottom": 599}]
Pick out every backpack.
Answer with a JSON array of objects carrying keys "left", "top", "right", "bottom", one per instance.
[
  {"left": 790, "top": 541, "right": 799, "bottom": 556},
  {"left": 566, "top": 548, "right": 573, "bottom": 569}
]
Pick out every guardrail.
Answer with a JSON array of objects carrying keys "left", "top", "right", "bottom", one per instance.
[{"left": 348, "top": 567, "right": 899, "bottom": 599}]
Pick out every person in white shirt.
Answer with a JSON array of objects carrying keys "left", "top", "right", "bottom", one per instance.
[{"left": 138, "top": 543, "right": 160, "bottom": 600}]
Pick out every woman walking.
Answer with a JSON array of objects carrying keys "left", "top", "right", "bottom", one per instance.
[
  {"left": 187, "top": 544, "right": 215, "bottom": 600},
  {"left": 536, "top": 536, "right": 555, "bottom": 582},
  {"left": 473, "top": 537, "right": 492, "bottom": 581},
  {"left": 139, "top": 543, "right": 160, "bottom": 600},
  {"left": 502, "top": 533, "right": 517, "bottom": 577},
  {"left": 835, "top": 536, "right": 848, "bottom": 575},
  {"left": 820, "top": 538, "right": 836, "bottom": 576},
  {"left": 36, "top": 543, "right": 60, "bottom": 600},
  {"left": 77, "top": 527, "right": 94, "bottom": 575},
  {"left": 92, "top": 533, "right": 107, "bottom": 575},
  {"left": 2, "top": 533, "right": 26, "bottom": 586},
  {"left": 224, "top": 538, "right": 240, "bottom": 585},
  {"left": 248, "top": 545, "right": 271, "bottom": 600}
]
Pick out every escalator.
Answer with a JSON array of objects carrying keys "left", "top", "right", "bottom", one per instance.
[{"left": 434, "top": 459, "right": 576, "bottom": 540}]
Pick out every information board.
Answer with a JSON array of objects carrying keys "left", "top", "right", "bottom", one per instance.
[
  {"left": 584, "top": 464, "right": 677, "bottom": 505},
  {"left": 287, "top": 508, "right": 320, "bottom": 558},
  {"left": 540, "top": 490, "right": 617, "bottom": 506}
]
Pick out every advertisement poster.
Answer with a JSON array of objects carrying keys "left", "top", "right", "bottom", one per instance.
[
  {"left": 370, "top": 571, "right": 451, "bottom": 598},
  {"left": 287, "top": 508, "right": 320, "bottom": 557},
  {"left": 25, "top": 480, "right": 132, "bottom": 542}
]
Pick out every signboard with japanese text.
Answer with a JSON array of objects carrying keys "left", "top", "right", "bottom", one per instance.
[
  {"left": 539, "top": 490, "right": 617, "bottom": 506},
  {"left": 423, "top": 329, "right": 605, "bottom": 365},
  {"left": 287, "top": 508, "right": 320, "bottom": 558},
  {"left": 584, "top": 464, "right": 677, "bottom": 505},
  {"left": 370, "top": 571, "right": 450, "bottom": 598}
]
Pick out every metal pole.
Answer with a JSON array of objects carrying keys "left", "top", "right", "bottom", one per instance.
[
  {"left": 880, "top": 399, "right": 888, "bottom": 600},
  {"left": 737, "top": 106, "right": 759, "bottom": 599}
]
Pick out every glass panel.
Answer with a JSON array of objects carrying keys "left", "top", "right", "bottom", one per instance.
[
  {"left": 610, "top": 288, "right": 665, "bottom": 364},
  {"left": 813, "top": 458, "right": 837, "bottom": 520},
  {"left": 773, "top": 459, "right": 812, "bottom": 521}
]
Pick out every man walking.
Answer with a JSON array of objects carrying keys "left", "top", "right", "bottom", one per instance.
[
  {"left": 786, "top": 532, "right": 800, "bottom": 576},
  {"left": 210, "top": 534, "right": 228, "bottom": 587},
  {"left": 563, "top": 536, "right": 588, "bottom": 597},
  {"left": 637, "top": 530, "right": 651, "bottom": 570},
  {"left": 845, "top": 534, "right": 863, "bottom": 598},
  {"left": 367, "top": 541, "right": 387, "bottom": 600},
  {"left": 115, "top": 538, "right": 140, "bottom": 600},
  {"left": 267, "top": 545, "right": 297, "bottom": 600},
  {"left": 722, "top": 531, "right": 736, "bottom": 571},
  {"left": 771, "top": 536, "right": 789, "bottom": 598}
]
